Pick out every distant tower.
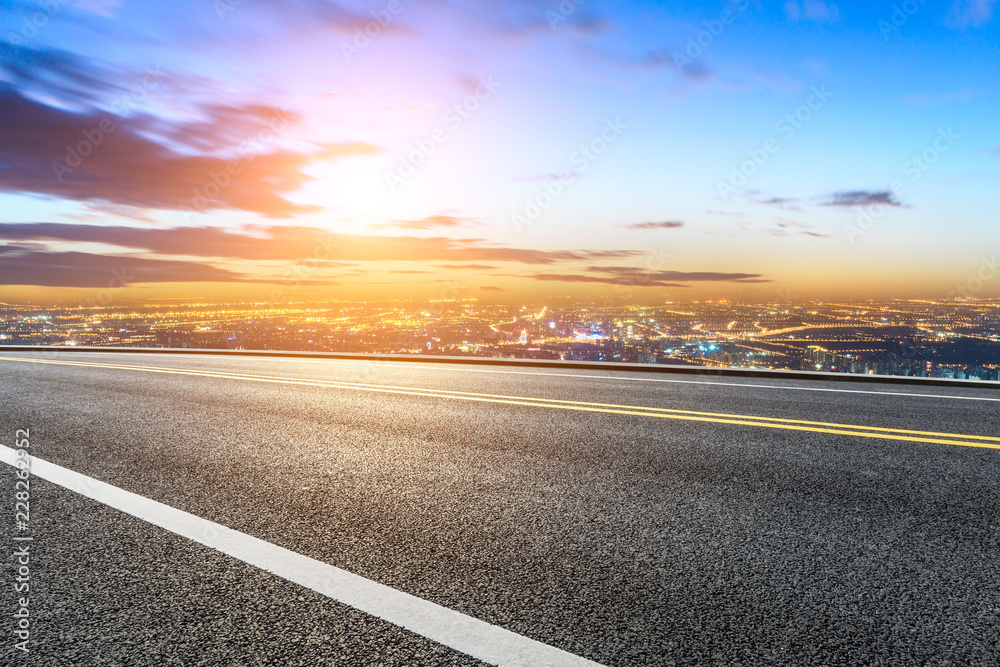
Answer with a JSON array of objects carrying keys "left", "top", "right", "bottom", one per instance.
[{"left": 519, "top": 329, "right": 529, "bottom": 345}]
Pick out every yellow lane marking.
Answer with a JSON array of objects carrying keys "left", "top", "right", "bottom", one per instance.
[
  {"left": 2, "top": 355, "right": 998, "bottom": 450},
  {"left": 7, "top": 356, "right": 1000, "bottom": 445}
]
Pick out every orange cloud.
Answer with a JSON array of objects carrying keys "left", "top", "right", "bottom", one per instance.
[{"left": 0, "top": 223, "right": 641, "bottom": 264}]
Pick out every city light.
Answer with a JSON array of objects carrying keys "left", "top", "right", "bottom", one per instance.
[{"left": 2, "top": 298, "right": 997, "bottom": 380}]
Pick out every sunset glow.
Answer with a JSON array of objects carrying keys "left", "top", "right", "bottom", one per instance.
[{"left": 1, "top": 1, "right": 998, "bottom": 304}]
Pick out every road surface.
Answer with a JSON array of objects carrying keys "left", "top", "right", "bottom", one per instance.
[{"left": 1, "top": 351, "right": 999, "bottom": 665}]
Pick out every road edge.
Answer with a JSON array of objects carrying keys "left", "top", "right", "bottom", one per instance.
[{"left": 2, "top": 345, "right": 999, "bottom": 391}]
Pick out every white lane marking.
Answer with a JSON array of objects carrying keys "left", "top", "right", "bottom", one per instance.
[
  {"left": 0, "top": 447, "right": 603, "bottom": 667},
  {"left": 47, "top": 352, "right": 1000, "bottom": 403}
]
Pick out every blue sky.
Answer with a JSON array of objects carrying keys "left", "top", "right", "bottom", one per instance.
[{"left": 0, "top": 0, "right": 997, "bottom": 304}]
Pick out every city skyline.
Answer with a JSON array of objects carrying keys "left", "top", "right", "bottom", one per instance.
[
  {"left": 3, "top": 296, "right": 999, "bottom": 382},
  {"left": 1, "top": 1, "right": 999, "bottom": 305}
]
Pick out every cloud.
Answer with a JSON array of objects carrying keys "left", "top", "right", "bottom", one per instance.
[
  {"left": 747, "top": 190, "right": 906, "bottom": 211},
  {"left": 529, "top": 273, "right": 689, "bottom": 288},
  {"left": 72, "top": 0, "right": 124, "bottom": 16},
  {"left": 950, "top": 0, "right": 998, "bottom": 26},
  {"left": 0, "top": 86, "right": 302, "bottom": 217},
  {"left": 0, "top": 245, "right": 261, "bottom": 287},
  {"left": 163, "top": 103, "right": 302, "bottom": 153},
  {"left": 822, "top": 190, "right": 905, "bottom": 208},
  {"left": 672, "top": 58, "right": 713, "bottom": 83},
  {"left": 315, "top": 142, "right": 383, "bottom": 160},
  {"left": 584, "top": 46, "right": 713, "bottom": 83},
  {"left": 784, "top": 1, "right": 840, "bottom": 22},
  {"left": 2, "top": 0, "right": 124, "bottom": 16},
  {"left": 374, "top": 215, "right": 479, "bottom": 231},
  {"left": 526, "top": 268, "right": 769, "bottom": 287},
  {"left": 588, "top": 47, "right": 669, "bottom": 71},
  {"left": 217, "top": 0, "right": 410, "bottom": 37},
  {"left": 0, "top": 41, "right": 115, "bottom": 105},
  {"left": 0, "top": 44, "right": 378, "bottom": 217},
  {"left": 448, "top": 0, "right": 611, "bottom": 38},
  {"left": 753, "top": 195, "right": 803, "bottom": 212},
  {"left": 0, "top": 223, "right": 643, "bottom": 265},
  {"left": 594, "top": 267, "right": 769, "bottom": 282},
  {"left": 480, "top": 286, "right": 505, "bottom": 292},
  {"left": 67, "top": 202, "right": 160, "bottom": 223},
  {"left": 766, "top": 219, "right": 830, "bottom": 238},
  {"left": 758, "top": 197, "right": 800, "bottom": 206},
  {"left": 622, "top": 221, "right": 685, "bottom": 231}
]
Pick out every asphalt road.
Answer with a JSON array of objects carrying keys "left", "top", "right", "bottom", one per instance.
[{"left": 2, "top": 351, "right": 999, "bottom": 666}]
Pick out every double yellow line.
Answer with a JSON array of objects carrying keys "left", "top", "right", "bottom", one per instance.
[{"left": 2, "top": 355, "right": 999, "bottom": 450}]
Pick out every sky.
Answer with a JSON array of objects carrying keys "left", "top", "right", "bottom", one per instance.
[{"left": 0, "top": 0, "right": 998, "bottom": 306}]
